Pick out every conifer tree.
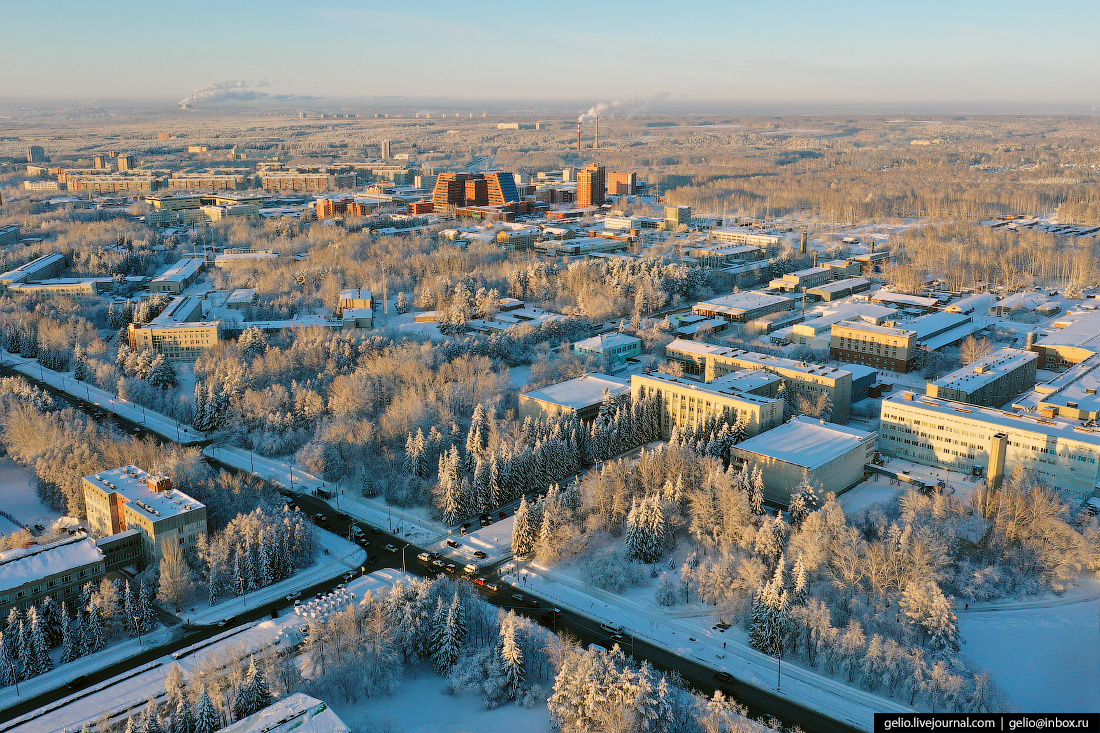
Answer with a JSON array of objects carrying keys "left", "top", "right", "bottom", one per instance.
[
  {"left": 173, "top": 695, "right": 194, "bottom": 733},
  {"left": 511, "top": 495, "right": 536, "bottom": 558},
  {"left": 0, "top": 632, "right": 13, "bottom": 687},
  {"left": 194, "top": 686, "right": 219, "bottom": 733},
  {"left": 499, "top": 611, "right": 524, "bottom": 700}
]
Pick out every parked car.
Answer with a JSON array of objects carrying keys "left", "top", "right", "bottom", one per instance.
[
  {"left": 497, "top": 510, "right": 508, "bottom": 519},
  {"left": 417, "top": 551, "right": 432, "bottom": 562},
  {"left": 446, "top": 539, "right": 460, "bottom": 549},
  {"left": 366, "top": 554, "right": 379, "bottom": 564},
  {"left": 285, "top": 591, "right": 301, "bottom": 601},
  {"left": 385, "top": 543, "right": 399, "bottom": 553},
  {"left": 431, "top": 559, "right": 445, "bottom": 568},
  {"left": 463, "top": 563, "right": 479, "bottom": 575},
  {"left": 714, "top": 671, "right": 735, "bottom": 684},
  {"left": 511, "top": 593, "right": 525, "bottom": 602},
  {"left": 444, "top": 563, "right": 458, "bottom": 573},
  {"left": 472, "top": 550, "right": 487, "bottom": 559}
]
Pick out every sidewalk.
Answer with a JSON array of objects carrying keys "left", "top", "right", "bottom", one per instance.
[
  {"left": 1, "top": 352, "right": 206, "bottom": 444},
  {"left": 204, "top": 444, "right": 446, "bottom": 543},
  {"left": 505, "top": 561, "right": 909, "bottom": 731}
]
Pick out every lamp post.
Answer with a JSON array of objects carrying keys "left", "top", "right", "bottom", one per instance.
[
  {"left": 401, "top": 543, "right": 410, "bottom": 574},
  {"left": 133, "top": 614, "right": 144, "bottom": 647}
]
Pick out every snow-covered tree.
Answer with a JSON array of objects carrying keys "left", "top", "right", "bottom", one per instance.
[
  {"left": 499, "top": 611, "right": 524, "bottom": 701},
  {"left": 511, "top": 495, "right": 536, "bottom": 558},
  {"left": 194, "top": 685, "right": 219, "bottom": 733}
]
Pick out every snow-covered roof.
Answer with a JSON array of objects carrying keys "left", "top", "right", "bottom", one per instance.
[
  {"left": 904, "top": 311, "right": 973, "bottom": 340},
  {"left": 1035, "top": 310, "right": 1100, "bottom": 350},
  {"left": 807, "top": 277, "right": 871, "bottom": 294},
  {"left": 0, "top": 253, "right": 67, "bottom": 285},
  {"left": 151, "top": 257, "right": 202, "bottom": 284},
  {"left": 216, "top": 694, "right": 351, "bottom": 733},
  {"left": 833, "top": 320, "right": 917, "bottom": 338},
  {"left": 227, "top": 288, "right": 256, "bottom": 304},
  {"left": 0, "top": 535, "right": 104, "bottom": 594},
  {"left": 931, "top": 349, "right": 1037, "bottom": 393},
  {"left": 522, "top": 373, "right": 629, "bottom": 410},
  {"left": 339, "top": 289, "right": 372, "bottom": 301},
  {"left": 84, "top": 466, "right": 205, "bottom": 522},
  {"left": 733, "top": 416, "right": 876, "bottom": 470},
  {"left": 868, "top": 290, "right": 940, "bottom": 308},
  {"left": 574, "top": 333, "right": 641, "bottom": 351},
  {"left": 696, "top": 291, "right": 792, "bottom": 314}
]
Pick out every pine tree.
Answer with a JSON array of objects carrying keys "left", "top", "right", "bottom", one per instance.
[
  {"left": 144, "top": 699, "right": 166, "bottom": 733},
  {"left": 234, "top": 656, "right": 272, "bottom": 719},
  {"left": 511, "top": 495, "right": 536, "bottom": 558},
  {"left": 60, "top": 606, "right": 79, "bottom": 663},
  {"left": 83, "top": 600, "right": 106, "bottom": 653},
  {"left": 499, "top": 611, "right": 524, "bottom": 700},
  {"left": 0, "top": 632, "right": 13, "bottom": 687},
  {"left": 24, "top": 606, "right": 51, "bottom": 676},
  {"left": 194, "top": 686, "right": 219, "bottom": 733},
  {"left": 138, "top": 580, "right": 157, "bottom": 633},
  {"left": 748, "top": 556, "right": 791, "bottom": 658},
  {"left": 39, "top": 595, "right": 63, "bottom": 647},
  {"left": 173, "top": 697, "right": 194, "bottom": 733},
  {"left": 749, "top": 465, "right": 765, "bottom": 515}
]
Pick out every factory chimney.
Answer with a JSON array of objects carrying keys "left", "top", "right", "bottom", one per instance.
[
  {"left": 799, "top": 230, "right": 807, "bottom": 254},
  {"left": 595, "top": 116, "right": 599, "bottom": 150}
]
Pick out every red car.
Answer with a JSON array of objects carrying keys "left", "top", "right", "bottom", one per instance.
[{"left": 473, "top": 577, "right": 486, "bottom": 586}]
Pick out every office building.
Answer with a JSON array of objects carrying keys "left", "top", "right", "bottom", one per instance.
[
  {"left": 27, "top": 146, "right": 47, "bottom": 163},
  {"left": 665, "top": 338, "right": 854, "bottom": 423},
  {"left": 830, "top": 321, "right": 919, "bottom": 372},
  {"left": 0, "top": 224, "right": 22, "bottom": 247},
  {"left": 381, "top": 139, "right": 392, "bottom": 160},
  {"left": 1029, "top": 310, "right": 1100, "bottom": 371},
  {"left": 928, "top": 349, "right": 1038, "bottom": 407},
  {"left": 665, "top": 205, "right": 691, "bottom": 228},
  {"left": 631, "top": 371, "right": 785, "bottom": 440},
  {"left": 0, "top": 535, "right": 106, "bottom": 616},
  {"left": 709, "top": 227, "right": 781, "bottom": 249},
  {"left": 573, "top": 333, "right": 642, "bottom": 364},
  {"left": 484, "top": 172, "right": 520, "bottom": 205},
  {"left": 879, "top": 391, "right": 1100, "bottom": 497},
  {"left": 576, "top": 163, "right": 606, "bottom": 209},
  {"left": 0, "top": 253, "right": 67, "bottom": 287},
  {"left": 128, "top": 295, "right": 221, "bottom": 361},
  {"left": 519, "top": 373, "right": 630, "bottom": 422},
  {"left": 692, "top": 291, "right": 794, "bottom": 324},
  {"left": 805, "top": 277, "right": 872, "bottom": 302},
  {"left": 83, "top": 466, "right": 208, "bottom": 563},
  {"left": 730, "top": 416, "right": 876, "bottom": 505},
  {"left": 149, "top": 257, "right": 205, "bottom": 294}
]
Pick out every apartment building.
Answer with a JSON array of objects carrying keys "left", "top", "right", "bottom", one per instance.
[
  {"left": 879, "top": 391, "right": 1100, "bottom": 497},
  {"left": 0, "top": 535, "right": 106, "bottom": 616},
  {"left": 167, "top": 171, "right": 253, "bottom": 190},
  {"left": 128, "top": 295, "right": 220, "bottom": 361},
  {"left": 830, "top": 321, "right": 919, "bottom": 372},
  {"left": 631, "top": 371, "right": 785, "bottom": 440},
  {"left": 83, "top": 466, "right": 208, "bottom": 563},
  {"left": 665, "top": 338, "right": 854, "bottom": 422},
  {"left": 708, "top": 227, "right": 781, "bottom": 249},
  {"left": 927, "top": 348, "right": 1038, "bottom": 407},
  {"left": 258, "top": 170, "right": 356, "bottom": 192},
  {"left": 576, "top": 164, "right": 606, "bottom": 209}
]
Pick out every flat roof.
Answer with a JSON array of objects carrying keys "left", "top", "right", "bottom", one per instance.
[
  {"left": 733, "top": 415, "right": 875, "bottom": 469},
  {"left": 574, "top": 333, "right": 641, "bottom": 350},
  {"left": 905, "top": 311, "right": 973, "bottom": 340},
  {"left": 1035, "top": 310, "right": 1100, "bottom": 350},
  {"left": 0, "top": 253, "right": 66, "bottom": 283},
  {"left": 218, "top": 693, "right": 351, "bottom": 733},
  {"left": 884, "top": 391, "right": 1100, "bottom": 445},
  {"left": 151, "top": 257, "right": 202, "bottom": 283},
  {"left": 84, "top": 465, "right": 205, "bottom": 521},
  {"left": 0, "top": 535, "right": 104, "bottom": 593},
  {"left": 1035, "top": 353, "right": 1100, "bottom": 413},
  {"left": 150, "top": 295, "right": 204, "bottom": 325},
  {"left": 665, "top": 339, "right": 850, "bottom": 378},
  {"left": 696, "top": 291, "right": 792, "bottom": 314},
  {"left": 808, "top": 277, "right": 871, "bottom": 294},
  {"left": 931, "top": 348, "right": 1037, "bottom": 393},
  {"left": 833, "top": 319, "right": 916, "bottom": 338},
  {"left": 631, "top": 372, "right": 779, "bottom": 405},
  {"left": 869, "top": 290, "right": 940, "bottom": 307},
  {"left": 522, "top": 373, "right": 629, "bottom": 409},
  {"left": 339, "top": 288, "right": 373, "bottom": 301}
]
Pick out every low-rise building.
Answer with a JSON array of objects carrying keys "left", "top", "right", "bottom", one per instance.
[
  {"left": 217, "top": 693, "right": 352, "bottom": 733},
  {"left": 150, "top": 257, "right": 205, "bottom": 294},
  {"left": 867, "top": 289, "right": 942, "bottom": 312},
  {"left": 82, "top": 466, "right": 208, "bottom": 564},
  {"left": 692, "top": 291, "right": 794, "bottom": 323},
  {"left": 879, "top": 391, "right": 1100, "bottom": 497},
  {"left": 518, "top": 373, "right": 630, "bottom": 422},
  {"left": 730, "top": 416, "right": 876, "bottom": 505},
  {"left": 927, "top": 348, "right": 1038, "bottom": 407},
  {"left": 686, "top": 244, "right": 765, "bottom": 267},
  {"left": 1029, "top": 310, "right": 1100, "bottom": 371},
  {"left": 630, "top": 371, "right": 785, "bottom": 440},
  {"left": 0, "top": 253, "right": 67, "bottom": 287},
  {"left": 708, "top": 227, "right": 781, "bottom": 249},
  {"left": 0, "top": 535, "right": 106, "bottom": 616},
  {"left": 805, "top": 277, "right": 872, "bottom": 302},
  {"left": 0, "top": 224, "right": 22, "bottom": 246},
  {"left": 572, "top": 333, "right": 642, "bottom": 364},
  {"left": 337, "top": 289, "right": 373, "bottom": 317},
  {"left": 768, "top": 265, "right": 834, "bottom": 293},
  {"left": 1026, "top": 353, "right": 1100, "bottom": 422}
]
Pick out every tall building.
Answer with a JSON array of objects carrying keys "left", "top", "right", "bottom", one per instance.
[
  {"left": 465, "top": 177, "right": 489, "bottom": 206},
  {"left": 381, "top": 139, "right": 392, "bottom": 160},
  {"left": 432, "top": 172, "right": 471, "bottom": 214},
  {"left": 576, "top": 163, "right": 606, "bottom": 208},
  {"left": 27, "top": 146, "right": 47, "bottom": 163},
  {"left": 82, "top": 466, "right": 208, "bottom": 563},
  {"left": 117, "top": 155, "right": 137, "bottom": 171},
  {"left": 607, "top": 171, "right": 638, "bottom": 195},
  {"left": 484, "top": 172, "right": 519, "bottom": 205}
]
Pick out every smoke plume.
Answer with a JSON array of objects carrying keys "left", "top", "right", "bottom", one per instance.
[{"left": 178, "top": 80, "right": 270, "bottom": 108}]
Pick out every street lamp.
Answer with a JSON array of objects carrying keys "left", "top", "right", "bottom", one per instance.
[
  {"left": 401, "top": 543, "right": 410, "bottom": 574},
  {"left": 132, "top": 614, "right": 143, "bottom": 647},
  {"left": 8, "top": 659, "right": 18, "bottom": 696}
]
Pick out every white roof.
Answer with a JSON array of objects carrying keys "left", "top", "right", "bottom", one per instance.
[
  {"left": 522, "top": 373, "right": 629, "bottom": 410},
  {"left": 1035, "top": 310, "right": 1100, "bottom": 350},
  {"left": 217, "top": 694, "right": 351, "bottom": 733},
  {"left": 574, "top": 333, "right": 641, "bottom": 351},
  {"left": 733, "top": 415, "right": 875, "bottom": 469},
  {"left": 833, "top": 320, "right": 916, "bottom": 338},
  {"left": 151, "top": 257, "right": 202, "bottom": 284},
  {"left": 84, "top": 466, "right": 205, "bottom": 522},
  {"left": 696, "top": 291, "right": 792, "bottom": 314},
  {"left": 932, "top": 349, "right": 1037, "bottom": 393},
  {"left": 869, "top": 289, "right": 940, "bottom": 308},
  {"left": 665, "top": 339, "right": 851, "bottom": 379},
  {"left": 0, "top": 536, "right": 104, "bottom": 593},
  {"left": 339, "top": 288, "right": 373, "bottom": 301},
  {"left": 227, "top": 288, "right": 256, "bottom": 304},
  {"left": 0, "top": 253, "right": 66, "bottom": 284},
  {"left": 808, "top": 277, "right": 871, "bottom": 294}
]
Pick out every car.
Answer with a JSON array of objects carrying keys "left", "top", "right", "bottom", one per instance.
[
  {"left": 293, "top": 599, "right": 302, "bottom": 607},
  {"left": 366, "top": 554, "right": 379, "bottom": 564},
  {"left": 463, "top": 563, "right": 479, "bottom": 574},
  {"left": 713, "top": 671, "right": 735, "bottom": 684},
  {"left": 528, "top": 598, "right": 541, "bottom": 608},
  {"left": 472, "top": 550, "right": 487, "bottom": 559},
  {"left": 343, "top": 572, "right": 355, "bottom": 581},
  {"left": 480, "top": 513, "right": 492, "bottom": 523},
  {"left": 459, "top": 527, "right": 469, "bottom": 536},
  {"left": 417, "top": 551, "right": 433, "bottom": 562},
  {"left": 461, "top": 522, "right": 471, "bottom": 532},
  {"left": 431, "top": 559, "right": 445, "bottom": 568},
  {"left": 485, "top": 582, "right": 500, "bottom": 592},
  {"left": 67, "top": 675, "right": 91, "bottom": 691},
  {"left": 285, "top": 591, "right": 301, "bottom": 601},
  {"left": 444, "top": 563, "right": 458, "bottom": 573},
  {"left": 446, "top": 539, "right": 460, "bottom": 548},
  {"left": 218, "top": 619, "right": 228, "bottom": 627},
  {"left": 498, "top": 510, "right": 508, "bottom": 519},
  {"left": 608, "top": 633, "right": 625, "bottom": 645},
  {"left": 511, "top": 593, "right": 525, "bottom": 602},
  {"left": 369, "top": 526, "right": 382, "bottom": 535},
  {"left": 473, "top": 577, "right": 486, "bottom": 586},
  {"left": 385, "top": 544, "right": 399, "bottom": 553},
  {"left": 33, "top": 523, "right": 45, "bottom": 531},
  {"left": 357, "top": 538, "right": 371, "bottom": 547},
  {"left": 479, "top": 516, "right": 492, "bottom": 527}
]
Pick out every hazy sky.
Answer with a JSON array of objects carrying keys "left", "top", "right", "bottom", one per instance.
[{"left": 3, "top": 0, "right": 1100, "bottom": 110}]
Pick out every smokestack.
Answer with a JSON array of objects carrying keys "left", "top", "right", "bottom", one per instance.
[
  {"left": 812, "top": 252, "right": 819, "bottom": 267},
  {"left": 799, "top": 230, "right": 807, "bottom": 254},
  {"left": 595, "top": 116, "right": 599, "bottom": 150},
  {"left": 577, "top": 121, "right": 581, "bottom": 152}
]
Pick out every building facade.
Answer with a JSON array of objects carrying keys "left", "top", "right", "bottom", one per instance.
[
  {"left": 830, "top": 320, "right": 918, "bottom": 372},
  {"left": 518, "top": 373, "right": 630, "bottom": 422},
  {"left": 0, "top": 535, "right": 106, "bottom": 616},
  {"left": 631, "top": 372, "right": 785, "bottom": 440},
  {"left": 576, "top": 164, "right": 606, "bottom": 209},
  {"left": 928, "top": 348, "right": 1038, "bottom": 407}
]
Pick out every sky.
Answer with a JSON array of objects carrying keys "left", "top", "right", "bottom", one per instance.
[{"left": 3, "top": 0, "right": 1100, "bottom": 111}]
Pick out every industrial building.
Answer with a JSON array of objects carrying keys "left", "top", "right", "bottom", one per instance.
[
  {"left": 82, "top": 466, "right": 208, "bottom": 564},
  {"left": 730, "top": 416, "right": 876, "bottom": 505},
  {"left": 927, "top": 348, "right": 1038, "bottom": 407},
  {"left": 692, "top": 291, "right": 794, "bottom": 323},
  {"left": 630, "top": 371, "right": 785, "bottom": 440},
  {"left": 0, "top": 535, "right": 106, "bottom": 616},
  {"left": 878, "top": 391, "right": 1100, "bottom": 497},
  {"left": 518, "top": 373, "right": 630, "bottom": 422}
]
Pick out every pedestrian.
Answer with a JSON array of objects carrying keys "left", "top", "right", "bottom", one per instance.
[{"left": 723, "top": 642, "right": 726, "bottom": 649}]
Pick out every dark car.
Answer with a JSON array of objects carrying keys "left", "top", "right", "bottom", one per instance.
[
  {"left": 385, "top": 543, "right": 398, "bottom": 553},
  {"left": 366, "top": 554, "right": 379, "bottom": 564},
  {"left": 498, "top": 510, "right": 508, "bottom": 519},
  {"left": 472, "top": 550, "right": 488, "bottom": 559},
  {"left": 67, "top": 675, "right": 91, "bottom": 691},
  {"left": 714, "top": 671, "right": 735, "bottom": 684},
  {"left": 446, "top": 539, "right": 460, "bottom": 549}
]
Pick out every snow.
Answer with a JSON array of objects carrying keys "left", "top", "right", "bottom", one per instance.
[
  {"left": 429, "top": 515, "right": 516, "bottom": 567},
  {"left": 835, "top": 475, "right": 903, "bottom": 514},
  {"left": 959, "top": 576, "right": 1100, "bottom": 713},
  {"left": 328, "top": 672, "right": 551, "bottom": 733},
  {"left": 503, "top": 560, "right": 909, "bottom": 732},
  {"left": 0, "top": 457, "right": 60, "bottom": 531},
  {"left": 177, "top": 529, "right": 367, "bottom": 626},
  {"left": 520, "top": 373, "right": 629, "bottom": 411},
  {"left": 0, "top": 536, "right": 103, "bottom": 592},
  {"left": 732, "top": 416, "right": 874, "bottom": 470},
  {"left": 221, "top": 693, "right": 351, "bottom": 733}
]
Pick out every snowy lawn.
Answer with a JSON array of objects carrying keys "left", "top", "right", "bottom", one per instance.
[
  {"left": 0, "top": 457, "right": 60, "bottom": 531},
  {"left": 959, "top": 576, "right": 1100, "bottom": 713},
  {"left": 327, "top": 671, "right": 552, "bottom": 733},
  {"left": 432, "top": 515, "right": 516, "bottom": 566},
  {"left": 836, "top": 475, "right": 903, "bottom": 515}
]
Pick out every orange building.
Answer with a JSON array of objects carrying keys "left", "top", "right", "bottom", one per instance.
[
  {"left": 577, "top": 163, "right": 606, "bottom": 208},
  {"left": 607, "top": 171, "right": 637, "bottom": 195}
]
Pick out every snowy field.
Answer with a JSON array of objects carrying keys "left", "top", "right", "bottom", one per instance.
[
  {"left": 960, "top": 577, "right": 1100, "bottom": 713},
  {"left": 328, "top": 672, "right": 551, "bottom": 733},
  {"left": 430, "top": 514, "right": 516, "bottom": 567},
  {"left": 0, "top": 457, "right": 61, "bottom": 531}
]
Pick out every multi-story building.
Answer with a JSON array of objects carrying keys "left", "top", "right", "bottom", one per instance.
[
  {"left": 631, "top": 371, "right": 785, "bottom": 440},
  {"left": 665, "top": 205, "right": 691, "bottom": 228},
  {"left": 0, "top": 224, "right": 22, "bottom": 247},
  {"left": 167, "top": 171, "right": 254, "bottom": 190},
  {"left": 381, "top": 140, "right": 391, "bottom": 160},
  {"left": 830, "top": 320, "right": 919, "bottom": 372},
  {"left": 0, "top": 535, "right": 106, "bottom": 616},
  {"left": 431, "top": 172, "right": 519, "bottom": 215},
  {"left": 572, "top": 333, "right": 642, "bottom": 364},
  {"left": 686, "top": 244, "right": 765, "bottom": 267},
  {"left": 27, "top": 145, "right": 47, "bottom": 163},
  {"left": 1029, "top": 310, "right": 1100, "bottom": 371},
  {"left": 82, "top": 466, "right": 208, "bottom": 563},
  {"left": 258, "top": 170, "right": 356, "bottom": 192},
  {"left": 927, "top": 348, "right": 1038, "bottom": 407},
  {"left": 665, "top": 338, "right": 854, "bottom": 423},
  {"left": 805, "top": 277, "right": 872, "bottom": 302},
  {"left": 692, "top": 291, "right": 794, "bottom": 324},
  {"left": 708, "top": 227, "right": 781, "bottom": 249},
  {"left": 576, "top": 163, "right": 606, "bottom": 209},
  {"left": 1025, "top": 354, "right": 1100, "bottom": 422},
  {"left": 337, "top": 289, "right": 373, "bottom": 317},
  {"left": 149, "top": 257, "right": 205, "bottom": 294},
  {"left": 730, "top": 416, "right": 876, "bottom": 505},
  {"left": 484, "top": 172, "right": 519, "bottom": 206},
  {"left": 128, "top": 295, "right": 220, "bottom": 361},
  {"left": 314, "top": 197, "right": 371, "bottom": 220},
  {"left": 0, "top": 253, "right": 67, "bottom": 287},
  {"left": 607, "top": 171, "right": 638, "bottom": 195},
  {"left": 117, "top": 155, "right": 137, "bottom": 171},
  {"left": 879, "top": 391, "right": 1100, "bottom": 497},
  {"left": 432, "top": 173, "right": 471, "bottom": 214},
  {"left": 518, "top": 373, "right": 630, "bottom": 422},
  {"left": 61, "top": 173, "right": 164, "bottom": 192},
  {"left": 769, "top": 266, "right": 837, "bottom": 293}
]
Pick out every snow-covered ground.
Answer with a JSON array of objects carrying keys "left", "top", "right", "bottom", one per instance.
[
  {"left": 429, "top": 515, "right": 516, "bottom": 567},
  {"left": 328, "top": 672, "right": 551, "bottom": 733},
  {"left": 504, "top": 561, "right": 909, "bottom": 732},
  {"left": 2, "top": 570, "right": 413, "bottom": 733},
  {"left": 177, "top": 529, "right": 366, "bottom": 626},
  {"left": 0, "top": 457, "right": 60, "bottom": 532},
  {"left": 959, "top": 576, "right": 1100, "bottom": 713}
]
